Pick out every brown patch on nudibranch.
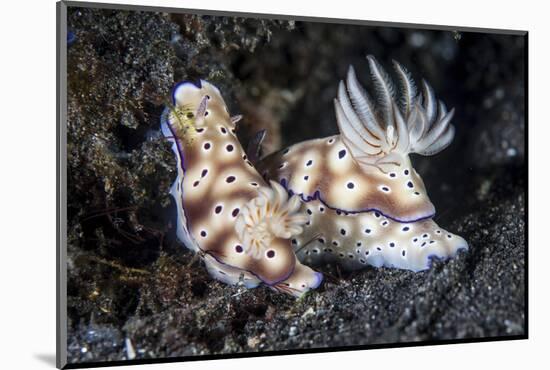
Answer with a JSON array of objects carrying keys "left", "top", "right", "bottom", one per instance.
[
  {"left": 258, "top": 56, "right": 468, "bottom": 272},
  {"left": 260, "top": 135, "right": 434, "bottom": 222},
  {"left": 162, "top": 80, "right": 322, "bottom": 296}
]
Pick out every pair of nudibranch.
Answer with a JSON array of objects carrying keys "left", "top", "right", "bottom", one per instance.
[{"left": 161, "top": 55, "right": 468, "bottom": 297}]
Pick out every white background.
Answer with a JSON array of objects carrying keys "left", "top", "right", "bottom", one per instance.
[{"left": 0, "top": 0, "right": 545, "bottom": 369}]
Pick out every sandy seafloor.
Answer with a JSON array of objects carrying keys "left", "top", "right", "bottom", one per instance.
[{"left": 65, "top": 6, "right": 526, "bottom": 364}]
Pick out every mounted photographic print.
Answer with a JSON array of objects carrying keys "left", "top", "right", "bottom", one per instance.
[{"left": 56, "top": 1, "right": 528, "bottom": 368}]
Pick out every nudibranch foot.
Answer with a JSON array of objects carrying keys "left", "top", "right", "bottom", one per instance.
[
  {"left": 292, "top": 199, "right": 467, "bottom": 272},
  {"left": 162, "top": 79, "right": 323, "bottom": 296},
  {"left": 203, "top": 254, "right": 261, "bottom": 289},
  {"left": 272, "top": 260, "right": 324, "bottom": 297},
  {"left": 204, "top": 254, "right": 322, "bottom": 298}
]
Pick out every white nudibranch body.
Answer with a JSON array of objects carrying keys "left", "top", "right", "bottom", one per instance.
[
  {"left": 258, "top": 55, "right": 468, "bottom": 272},
  {"left": 162, "top": 80, "right": 322, "bottom": 297}
]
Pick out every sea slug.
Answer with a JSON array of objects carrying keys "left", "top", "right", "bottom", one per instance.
[
  {"left": 161, "top": 80, "right": 323, "bottom": 297},
  {"left": 258, "top": 56, "right": 468, "bottom": 272}
]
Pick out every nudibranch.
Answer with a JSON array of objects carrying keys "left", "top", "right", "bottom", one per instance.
[
  {"left": 161, "top": 80, "right": 323, "bottom": 297},
  {"left": 258, "top": 56, "right": 468, "bottom": 272}
]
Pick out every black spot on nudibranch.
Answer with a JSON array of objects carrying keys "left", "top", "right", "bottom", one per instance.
[
  {"left": 306, "top": 160, "right": 313, "bottom": 166},
  {"left": 215, "top": 205, "right": 223, "bottom": 214},
  {"left": 402, "top": 226, "right": 410, "bottom": 232},
  {"left": 266, "top": 250, "right": 275, "bottom": 258},
  {"left": 226, "top": 144, "right": 234, "bottom": 152},
  {"left": 364, "top": 228, "right": 372, "bottom": 234},
  {"left": 340, "top": 229, "right": 346, "bottom": 236},
  {"left": 347, "top": 182, "right": 355, "bottom": 189},
  {"left": 407, "top": 181, "right": 414, "bottom": 188},
  {"left": 389, "top": 242, "right": 395, "bottom": 248},
  {"left": 201, "top": 169, "right": 208, "bottom": 177},
  {"left": 283, "top": 148, "right": 290, "bottom": 155},
  {"left": 389, "top": 172, "right": 396, "bottom": 178},
  {"left": 220, "top": 126, "right": 227, "bottom": 134},
  {"left": 193, "top": 181, "right": 200, "bottom": 187},
  {"left": 226, "top": 176, "right": 236, "bottom": 183},
  {"left": 200, "top": 230, "right": 207, "bottom": 237},
  {"left": 203, "top": 142, "right": 211, "bottom": 150},
  {"left": 304, "top": 175, "right": 309, "bottom": 181},
  {"left": 404, "top": 169, "right": 410, "bottom": 175},
  {"left": 338, "top": 149, "right": 346, "bottom": 159},
  {"left": 235, "top": 245, "right": 243, "bottom": 253},
  {"left": 196, "top": 128, "right": 205, "bottom": 133},
  {"left": 402, "top": 250, "right": 406, "bottom": 257},
  {"left": 232, "top": 208, "right": 240, "bottom": 217},
  {"left": 306, "top": 209, "right": 312, "bottom": 215}
]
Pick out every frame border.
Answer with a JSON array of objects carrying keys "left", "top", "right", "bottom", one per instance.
[
  {"left": 57, "top": 1, "right": 68, "bottom": 369},
  {"left": 62, "top": 0, "right": 527, "bottom": 35}
]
